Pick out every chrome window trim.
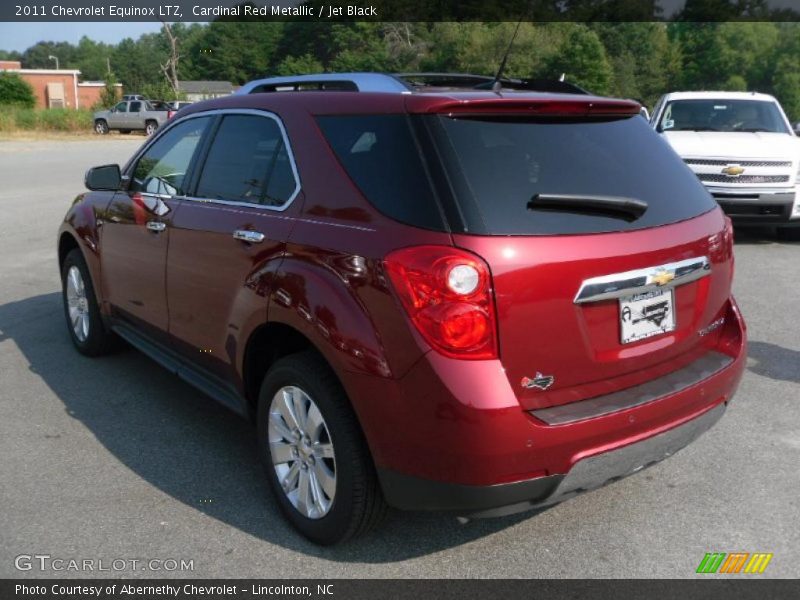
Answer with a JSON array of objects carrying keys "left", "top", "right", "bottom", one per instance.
[
  {"left": 126, "top": 108, "right": 302, "bottom": 213},
  {"left": 574, "top": 256, "right": 710, "bottom": 304}
]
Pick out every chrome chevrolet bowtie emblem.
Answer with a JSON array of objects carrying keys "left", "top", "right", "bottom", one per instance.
[
  {"left": 649, "top": 269, "right": 676, "bottom": 286},
  {"left": 521, "top": 372, "right": 555, "bottom": 391},
  {"left": 721, "top": 165, "right": 745, "bottom": 177}
]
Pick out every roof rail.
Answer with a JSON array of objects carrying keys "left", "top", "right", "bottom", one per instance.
[
  {"left": 397, "top": 73, "right": 589, "bottom": 94},
  {"left": 236, "top": 72, "right": 590, "bottom": 96},
  {"left": 236, "top": 73, "right": 412, "bottom": 95}
]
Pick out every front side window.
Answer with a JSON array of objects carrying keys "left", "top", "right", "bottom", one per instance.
[
  {"left": 657, "top": 99, "right": 789, "bottom": 133},
  {"left": 195, "top": 114, "right": 298, "bottom": 207},
  {"left": 114, "top": 102, "right": 127, "bottom": 113},
  {"left": 130, "top": 117, "right": 211, "bottom": 196}
]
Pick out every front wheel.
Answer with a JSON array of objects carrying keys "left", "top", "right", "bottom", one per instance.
[
  {"left": 257, "top": 352, "right": 387, "bottom": 545},
  {"left": 144, "top": 120, "right": 158, "bottom": 136},
  {"left": 61, "top": 249, "right": 115, "bottom": 356},
  {"left": 94, "top": 119, "right": 109, "bottom": 135}
]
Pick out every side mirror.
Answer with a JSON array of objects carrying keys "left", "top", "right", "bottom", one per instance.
[
  {"left": 85, "top": 164, "right": 121, "bottom": 191},
  {"left": 794, "top": 122, "right": 800, "bottom": 135}
]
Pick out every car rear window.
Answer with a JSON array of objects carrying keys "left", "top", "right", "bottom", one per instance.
[
  {"left": 428, "top": 114, "right": 717, "bottom": 235},
  {"left": 316, "top": 115, "right": 445, "bottom": 230}
]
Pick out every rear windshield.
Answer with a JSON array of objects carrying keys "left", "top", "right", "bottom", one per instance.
[
  {"left": 657, "top": 99, "right": 789, "bottom": 134},
  {"left": 430, "top": 115, "right": 716, "bottom": 235}
]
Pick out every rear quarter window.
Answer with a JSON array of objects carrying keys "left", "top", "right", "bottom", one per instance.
[
  {"left": 429, "top": 115, "right": 717, "bottom": 235},
  {"left": 316, "top": 115, "right": 445, "bottom": 231}
]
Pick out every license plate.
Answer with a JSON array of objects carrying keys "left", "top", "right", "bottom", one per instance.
[{"left": 619, "top": 289, "right": 675, "bottom": 344}]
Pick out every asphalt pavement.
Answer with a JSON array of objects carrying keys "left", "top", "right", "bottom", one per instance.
[{"left": 0, "top": 139, "right": 797, "bottom": 578}]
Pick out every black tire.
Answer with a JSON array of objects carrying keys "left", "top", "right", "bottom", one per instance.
[
  {"left": 256, "top": 351, "right": 387, "bottom": 545},
  {"left": 144, "top": 120, "right": 158, "bottom": 136},
  {"left": 777, "top": 227, "right": 800, "bottom": 242},
  {"left": 61, "top": 248, "right": 115, "bottom": 356},
  {"left": 94, "top": 119, "right": 109, "bottom": 135}
]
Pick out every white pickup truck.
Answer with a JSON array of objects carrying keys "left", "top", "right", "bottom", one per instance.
[{"left": 651, "top": 91, "right": 800, "bottom": 240}]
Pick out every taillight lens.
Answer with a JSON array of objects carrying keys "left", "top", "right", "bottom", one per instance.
[{"left": 384, "top": 246, "right": 498, "bottom": 360}]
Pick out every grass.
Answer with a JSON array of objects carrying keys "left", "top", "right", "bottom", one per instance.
[{"left": 0, "top": 105, "right": 94, "bottom": 133}]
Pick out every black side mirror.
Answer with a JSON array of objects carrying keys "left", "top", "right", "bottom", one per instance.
[{"left": 85, "top": 164, "right": 121, "bottom": 191}]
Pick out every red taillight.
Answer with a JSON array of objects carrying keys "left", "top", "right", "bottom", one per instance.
[
  {"left": 384, "top": 246, "right": 498, "bottom": 360},
  {"left": 167, "top": 110, "right": 176, "bottom": 119}
]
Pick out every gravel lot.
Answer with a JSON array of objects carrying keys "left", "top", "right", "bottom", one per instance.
[{"left": 0, "top": 139, "right": 797, "bottom": 578}]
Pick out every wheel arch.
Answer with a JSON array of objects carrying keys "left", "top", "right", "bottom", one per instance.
[{"left": 242, "top": 322, "right": 321, "bottom": 419}]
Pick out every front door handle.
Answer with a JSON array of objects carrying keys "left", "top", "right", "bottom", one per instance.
[
  {"left": 146, "top": 221, "right": 166, "bottom": 233},
  {"left": 233, "top": 230, "right": 265, "bottom": 244}
]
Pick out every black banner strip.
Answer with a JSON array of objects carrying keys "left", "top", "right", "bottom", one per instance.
[
  {"left": 2, "top": 1, "right": 800, "bottom": 23},
  {"left": 2, "top": 579, "right": 800, "bottom": 600}
]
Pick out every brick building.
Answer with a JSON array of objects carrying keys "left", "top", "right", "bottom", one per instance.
[{"left": 0, "top": 60, "right": 121, "bottom": 109}]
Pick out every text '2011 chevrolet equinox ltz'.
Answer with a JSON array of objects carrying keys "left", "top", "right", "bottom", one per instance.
[{"left": 58, "top": 73, "right": 746, "bottom": 545}]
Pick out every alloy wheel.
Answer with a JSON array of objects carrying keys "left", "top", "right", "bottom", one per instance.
[
  {"left": 65, "top": 265, "right": 90, "bottom": 342},
  {"left": 268, "top": 385, "right": 337, "bottom": 519}
]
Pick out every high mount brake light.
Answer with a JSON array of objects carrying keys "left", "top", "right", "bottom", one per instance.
[{"left": 384, "top": 246, "right": 498, "bottom": 360}]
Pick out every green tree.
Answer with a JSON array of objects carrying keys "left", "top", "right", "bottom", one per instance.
[
  {"left": 274, "top": 54, "right": 324, "bottom": 76},
  {"left": 543, "top": 24, "right": 613, "bottom": 94},
  {"left": 592, "top": 23, "right": 679, "bottom": 106},
  {"left": 0, "top": 72, "right": 36, "bottom": 107}
]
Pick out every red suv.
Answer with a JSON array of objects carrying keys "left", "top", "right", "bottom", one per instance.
[{"left": 58, "top": 73, "right": 746, "bottom": 545}]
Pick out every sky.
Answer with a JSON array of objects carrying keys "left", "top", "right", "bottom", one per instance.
[{"left": 0, "top": 22, "right": 165, "bottom": 52}]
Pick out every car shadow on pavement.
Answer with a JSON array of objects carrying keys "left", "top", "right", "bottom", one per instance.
[
  {"left": 747, "top": 340, "right": 800, "bottom": 385},
  {"left": 733, "top": 226, "right": 793, "bottom": 245},
  {"left": 0, "top": 292, "right": 533, "bottom": 562}
]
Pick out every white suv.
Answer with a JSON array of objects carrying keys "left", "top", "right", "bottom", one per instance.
[{"left": 651, "top": 91, "right": 800, "bottom": 240}]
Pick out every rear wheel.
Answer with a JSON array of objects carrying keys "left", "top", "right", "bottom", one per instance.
[
  {"left": 94, "top": 119, "right": 109, "bottom": 135},
  {"left": 61, "top": 249, "right": 115, "bottom": 356},
  {"left": 144, "top": 120, "right": 158, "bottom": 136},
  {"left": 256, "top": 352, "right": 387, "bottom": 545},
  {"left": 777, "top": 227, "right": 800, "bottom": 242}
]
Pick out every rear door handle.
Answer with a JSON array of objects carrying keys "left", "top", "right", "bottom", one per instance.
[
  {"left": 233, "top": 230, "right": 265, "bottom": 244},
  {"left": 146, "top": 221, "right": 166, "bottom": 233}
]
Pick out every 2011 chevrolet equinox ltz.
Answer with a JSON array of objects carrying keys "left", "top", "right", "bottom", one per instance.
[{"left": 58, "top": 73, "right": 746, "bottom": 545}]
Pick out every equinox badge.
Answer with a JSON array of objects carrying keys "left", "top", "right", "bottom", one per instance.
[{"left": 521, "top": 372, "right": 555, "bottom": 391}]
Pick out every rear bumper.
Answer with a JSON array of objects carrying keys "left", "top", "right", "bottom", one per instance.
[
  {"left": 344, "top": 298, "right": 746, "bottom": 514},
  {"left": 379, "top": 401, "right": 726, "bottom": 517},
  {"left": 709, "top": 188, "right": 800, "bottom": 225}
]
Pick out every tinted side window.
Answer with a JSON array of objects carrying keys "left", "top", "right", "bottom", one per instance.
[
  {"left": 130, "top": 117, "right": 210, "bottom": 196},
  {"left": 316, "top": 115, "right": 444, "bottom": 230},
  {"left": 129, "top": 101, "right": 142, "bottom": 113},
  {"left": 195, "top": 114, "right": 298, "bottom": 207},
  {"left": 114, "top": 102, "right": 127, "bottom": 113}
]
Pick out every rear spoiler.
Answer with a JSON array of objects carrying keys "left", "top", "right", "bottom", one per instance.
[{"left": 407, "top": 97, "right": 641, "bottom": 118}]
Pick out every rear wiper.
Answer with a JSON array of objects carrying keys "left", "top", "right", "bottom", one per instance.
[{"left": 528, "top": 194, "right": 648, "bottom": 221}]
